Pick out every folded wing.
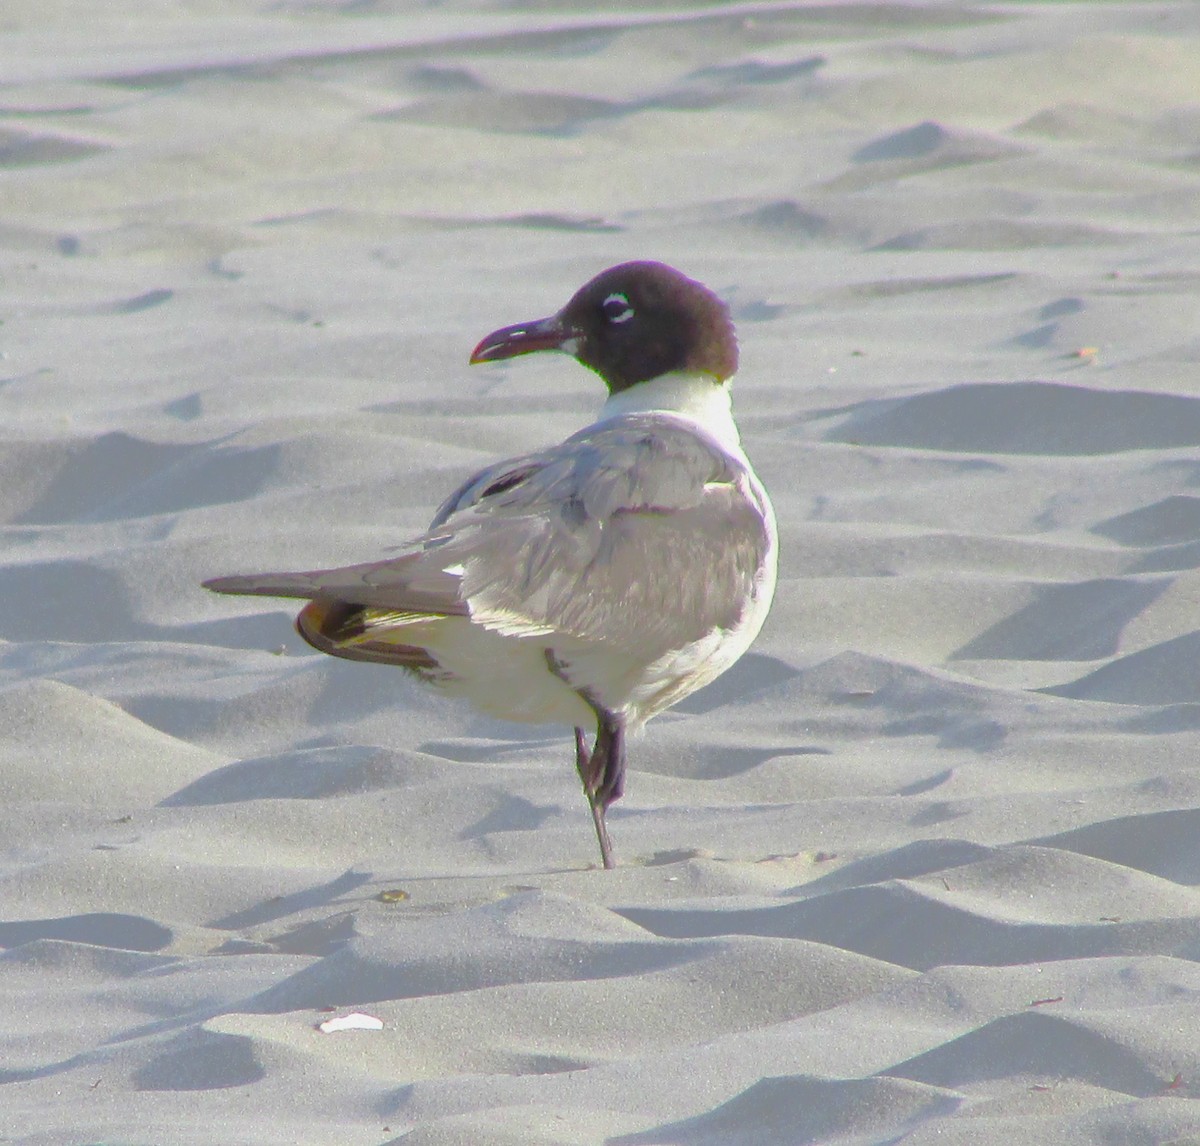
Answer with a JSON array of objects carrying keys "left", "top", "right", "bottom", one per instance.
[{"left": 204, "top": 414, "right": 771, "bottom": 667}]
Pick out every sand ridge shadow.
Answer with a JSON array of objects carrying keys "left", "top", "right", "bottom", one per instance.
[{"left": 827, "top": 381, "right": 1200, "bottom": 455}]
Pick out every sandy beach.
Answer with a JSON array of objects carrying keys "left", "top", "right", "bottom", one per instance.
[{"left": 2, "top": 1, "right": 1199, "bottom": 1142}]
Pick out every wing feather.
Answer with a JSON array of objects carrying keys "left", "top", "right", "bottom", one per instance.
[
  {"left": 204, "top": 414, "right": 771, "bottom": 665},
  {"left": 203, "top": 553, "right": 466, "bottom": 616},
  {"left": 427, "top": 414, "right": 771, "bottom": 652}
]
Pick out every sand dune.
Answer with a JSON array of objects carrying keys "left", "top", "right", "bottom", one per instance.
[{"left": 2, "top": 1, "right": 1199, "bottom": 1143}]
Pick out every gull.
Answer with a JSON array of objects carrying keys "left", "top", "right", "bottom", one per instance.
[{"left": 204, "top": 261, "right": 777, "bottom": 868}]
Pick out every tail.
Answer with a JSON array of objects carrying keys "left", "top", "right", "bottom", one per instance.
[
  {"left": 202, "top": 572, "right": 324, "bottom": 600},
  {"left": 203, "top": 562, "right": 451, "bottom": 672}
]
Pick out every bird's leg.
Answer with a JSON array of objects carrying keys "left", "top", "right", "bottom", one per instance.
[
  {"left": 587, "top": 712, "right": 626, "bottom": 870},
  {"left": 573, "top": 726, "right": 612, "bottom": 869},
  {"left": 547, "top": 650, "right": 625, "bottom": 869},
  {"left": 573, "top": 727, "right": 596, "bottom": 788}
]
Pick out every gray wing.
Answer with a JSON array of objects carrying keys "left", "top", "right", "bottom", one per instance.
[
  {"left": 206, "top": 414, "right": 770, "bottom": 656},
  {"left": 203, "top": 554, "right": 465, "bottom": 615},
  {"left": 424, "top": 414, "right": 771, "bottom": 651}
]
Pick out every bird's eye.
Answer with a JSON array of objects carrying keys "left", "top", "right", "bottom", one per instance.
[{"left": 601, "top": 292, "right": 635, "bottom": 324}]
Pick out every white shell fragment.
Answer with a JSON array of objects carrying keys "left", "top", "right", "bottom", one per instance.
[{"left": 317, "top": 1012, "right": 384, "bottom": 1033}]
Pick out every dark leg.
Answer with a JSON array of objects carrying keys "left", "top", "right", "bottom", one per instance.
[
  {"left": 574, "top": 726, "right": 598, "bottom": 791},
  {"left": 572, "top": 715, "right": 626, "bottom": 870},
  {"left": 573, "top": 727, "right": 610, "bottom": 869},
  {"left": 590, "top": 713, "right": 626, "bottom": 811},
  {"left": 546, "top": 651, "right": 627, "bottom": 869}
]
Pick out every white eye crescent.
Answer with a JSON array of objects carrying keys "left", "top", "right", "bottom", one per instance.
[{"left": 601, "top": 292, "right": 635, "bottom": 324}]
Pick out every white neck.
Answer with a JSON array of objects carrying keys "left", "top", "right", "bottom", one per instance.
[{"left": 598, "top": 371, "right": 742, "bottom": 454}]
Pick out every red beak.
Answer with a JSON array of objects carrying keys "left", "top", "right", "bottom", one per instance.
[{"left": 469, "top": 315, "right": 577, "bottom": 365}]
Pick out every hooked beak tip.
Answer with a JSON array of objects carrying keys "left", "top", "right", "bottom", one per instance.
[{"left": 468, "top": 316, "right": 575, "bottom": 366}]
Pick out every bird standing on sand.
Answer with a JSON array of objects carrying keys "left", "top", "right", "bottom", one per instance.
[{"left": 204, "top": 261, "right": 777, "bottom": 868}]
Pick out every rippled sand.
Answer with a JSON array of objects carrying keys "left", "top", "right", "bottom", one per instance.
[{"left": 2, "top": 3, "right": 1199, "bottom": 1143}]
